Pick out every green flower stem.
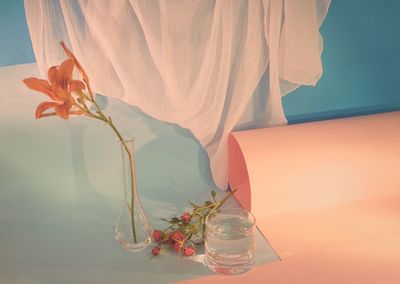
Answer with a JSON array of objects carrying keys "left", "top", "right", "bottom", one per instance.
[
  {"left": 79, "top": 95, "right": 138, "bottom": 243},
  {"left": 101, "top": 114, "right": 138, "bottom": 243},
  {"left": 190, "top": 189, "right": 237, "bottom": 217},
  {"left": 209, "top": 188, "right": 237, "bottom": 214}
]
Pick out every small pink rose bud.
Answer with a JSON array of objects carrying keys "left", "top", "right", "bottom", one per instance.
[
  {"left": 184, "top": 246, "right": 195, "bottom": 256},
  {"left": 181, "top": 212, "right": 191, "bottom": 223},
  {"left": 172, "top": 242, "right": 183, "bottom": 252},
  {"left": 152, "top": 230, "right": 162, "bottom": 242},
  {"left": 169, "top": 231, "right": 185, "bottom": 242},
  {"left": 169, "top": 231, "right": 185, "bottom": 252},
  {"left": 151, "top": 246, "right": 161, "bottom": 256}
]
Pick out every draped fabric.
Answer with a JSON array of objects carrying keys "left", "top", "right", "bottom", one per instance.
[{"left": 24, "top": 0, "right": 330, "bottom": 190}]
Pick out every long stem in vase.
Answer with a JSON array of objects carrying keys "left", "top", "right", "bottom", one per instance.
[
  {"left": 77, "top": 92, "right": 138, "bottom": 243},
  {"left": 95, "top": 106, "right": 138, "bottom": 243},
  {"left": 128, "top": 152, "right": 137, "bottom": 243}
]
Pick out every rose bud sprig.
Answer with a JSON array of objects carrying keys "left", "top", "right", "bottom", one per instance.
[{"left": 150, "top": 189, "right": 237, "bottom": 257}]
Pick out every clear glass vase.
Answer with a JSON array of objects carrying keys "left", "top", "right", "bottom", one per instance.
[{"left": 115, "top": 138, "right": 152, "bottom": 252}]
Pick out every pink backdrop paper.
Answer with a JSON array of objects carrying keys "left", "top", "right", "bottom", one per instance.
[
  {"left": 228, "top": 111, "right": 400, "bottom": 217},
  {"left": 176, "top": 111, "right": 400, "bottom": 283},
  {"left": 176, "top": 232, "right": 400, "bottom": 284}
]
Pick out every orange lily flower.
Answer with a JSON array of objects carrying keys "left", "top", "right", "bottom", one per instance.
[
  {"left": 60, "top": 42, "right": 94, "bottom": 99},
  {"left": 23, "top": 58, "right": 86, "bottom": 119}
]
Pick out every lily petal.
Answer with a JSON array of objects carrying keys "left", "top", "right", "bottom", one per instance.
[
  {"left": 54, "top": 104, "right": 70, "bottom": 119},
  {"left": 23, "top": 78, "right": 58, "bottom": 100},
  {"left": 55, "top": 99, "right": 74, "bottom": 120},
  {"left": 48, "top": 66, "right": 58, "bottom": 86},
  {"left": 60, "top": 42, "right": 89, "bottom": 83},
  {"left": 53, "top": 85, "right": 70, "bottom": 101},
  {"left": 35, "top": 101, "right": 60, "bottom": 119},
  {"left": 57, "top": 58, "right": 74, "bottom": 90},
  {"left": 69, "top": 80, "right": 86, "bottom": 92}
]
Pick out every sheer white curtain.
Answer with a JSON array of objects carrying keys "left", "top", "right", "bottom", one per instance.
[{"left": 24, "top": 0, "right": 330, "bottom": 190}]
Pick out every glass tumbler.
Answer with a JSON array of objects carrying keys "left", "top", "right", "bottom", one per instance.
[{"left": 205, "top": 207, "right": 256, "bottom": 275}]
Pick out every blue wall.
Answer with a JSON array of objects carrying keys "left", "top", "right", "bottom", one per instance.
[
  {"left": 1, "top": 0, "right": 400, "bottom": 122},
  {"left": 0, "top": 0, "right": 35, "bottom": 66},
  {"left": 283, "top": 0, "right": 400, "bottom": 123}
]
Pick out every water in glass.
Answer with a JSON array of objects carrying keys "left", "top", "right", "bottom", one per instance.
[{"left": 205, "top": 208, "right": 256, "bottom": 275}]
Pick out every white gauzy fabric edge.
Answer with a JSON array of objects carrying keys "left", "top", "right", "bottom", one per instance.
[{"left": 24, "top": 0, "right": 330, "bottom": 190}]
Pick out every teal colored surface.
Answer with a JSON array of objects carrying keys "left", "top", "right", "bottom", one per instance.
[
  {"left": 0, "top": 0, "right": 35, "bottom": 66},
  {"left": 0, "top": 64, "right": 278, "bottom": 283},
  {"left": 283, "top": 0, "right": 400, "bottom": 123}
]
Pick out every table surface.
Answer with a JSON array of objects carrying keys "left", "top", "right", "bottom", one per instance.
[{"left": 0, "top": 63, "right": 279, "bottom": 284}]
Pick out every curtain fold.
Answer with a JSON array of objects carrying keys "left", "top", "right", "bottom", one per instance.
[{"left": 24, "top": 0, "right": 330, "bottom": 190}]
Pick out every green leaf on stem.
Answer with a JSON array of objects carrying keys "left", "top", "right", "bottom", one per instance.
[
  {"left": 211, "top": 190, "right": 217, "bottom": 201},
  {"left": 160, "top": 217, "right": 182, "bottom": 225},
  {"left": 160, "top": 218, "right": 171, "bottom": 223}
]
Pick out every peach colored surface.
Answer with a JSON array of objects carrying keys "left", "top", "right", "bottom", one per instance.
[
  {"left": 259, "top": 194, "right": 400, "bottom": 258},
  {"left": 177, "top": 233, "right": 400, "bottom": 284},
  {"left": 229, "top": 111, "right": 400, "bottom": 217},
  {"left": 176, "top": 112, "right": 400, "bottom": 283}
]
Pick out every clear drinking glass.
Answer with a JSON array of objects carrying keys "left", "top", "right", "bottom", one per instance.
[{"left": 205, "top": 207, "right": 256, "bottom": 275}]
